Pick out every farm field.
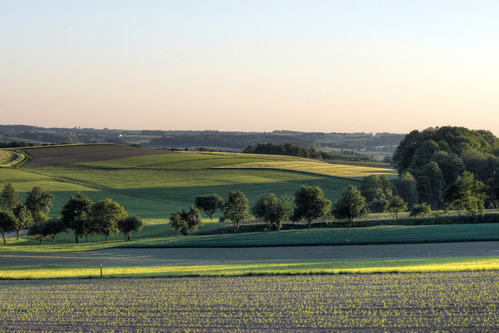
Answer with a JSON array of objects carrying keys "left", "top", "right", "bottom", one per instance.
[
  {"left": 0, "top": 272, "right": 497, "bottom": 332},
  {"left": 0, "top": 145, "right": 394, "bottom": 218},
  {"left": 2, "top": 220, "right": 499, "bottom": 252}
]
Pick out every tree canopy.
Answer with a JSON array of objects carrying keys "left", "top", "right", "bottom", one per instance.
[
  {"left": 220, "top": 191, "right": 250, "bottom": 232},
  {"left": 90, "top": 199, "right": 127, "bottom": 241},
  {"left": 61, "top": 192, "right": 94, "bottom": 243},
  {"left": 332, "top": 185, "right": 367, "bottom": 224},
  {"left": 25, "top": 186, "right": 54, "bottom": 217},
  {"left": 194, "top": 194, "right": 222, "bottom": 220},
  {"left": 0, "top": 183, "right": 20, "bottom": 211},
  {"left": 252, "top": 193, "right": 293, "bottom": 231},
  {"left": 169, "top": 205, "right": 202, "bottom": 235},
  {"left": 443, "top": 171, "right": 486, "bottom": 215},
  {"left": 293, "top": 185, "right": 331, "bottom": 230}
]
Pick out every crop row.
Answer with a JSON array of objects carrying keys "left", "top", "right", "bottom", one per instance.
[{"left": 0, "top": 271, "right": 497, "bottom": 332}]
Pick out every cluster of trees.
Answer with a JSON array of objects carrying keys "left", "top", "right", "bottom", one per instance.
[
  {"left": 243, "top": 143, "right": 381, "bottom": 162},
  {"left": 173, "top": 162, "right": 497, "bottom": 236},
  {"left": 392, "top": 126, "right": 499, "bottom": 211},
  {"left": 244, "top": 143, "right": 323, "bottom": 159},
  {"left": 171, "top": 185, "right": 370, "bottom": 235},
  {"left": 0, "top": 184, "right": 143, "bottom": 244}
]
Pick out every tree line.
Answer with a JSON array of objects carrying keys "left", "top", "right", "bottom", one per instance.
[
  {"left": 173, "top": 168, "right": 498, "bottom": 235},
  {"left": 0, "top": 185, "right": 143, "bottom": 244},
  {"left": 243, "top": 143, "right": 380, "bottom": 162}
]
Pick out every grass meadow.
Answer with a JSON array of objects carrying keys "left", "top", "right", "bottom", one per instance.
[{"left": 0, "top": 151, "right": 393, "bottom": 218}]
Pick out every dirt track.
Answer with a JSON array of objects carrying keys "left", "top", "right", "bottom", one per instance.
[{"left": 1, "top": 241, "right": 498, "bottom": 267}]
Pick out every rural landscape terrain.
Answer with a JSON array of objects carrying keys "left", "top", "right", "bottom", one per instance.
[{"left": 0, "top": 126, "right": 498, "bottom": 331}]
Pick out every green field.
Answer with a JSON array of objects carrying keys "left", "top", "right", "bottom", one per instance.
[
  {"left": 2, "top": 217, "right": 498, "bottom": 252},
  {"left": 0, "top": 148, "right": 394, "bottom": 218}
]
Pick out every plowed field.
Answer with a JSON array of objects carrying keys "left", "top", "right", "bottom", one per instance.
[
  {"left": 21, "top": 144, "right": 175, "bottom": 167},
  {"left": 0, "top": 272, "right": 497, "bottom": 332}
]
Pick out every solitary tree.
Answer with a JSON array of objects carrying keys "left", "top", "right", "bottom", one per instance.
[
  {"left": 118, "top": 215, "right": 143, "bottom": 240},
  {"left": 0, "top": 183, "right": 20, "bottom": 211},
  {"left": 443, "top": 171, "right": 486, "bottom": 215},
  {"left": 25, "top": 186, "right": 54, "bottom": 217},
  {"left": 194, "top": 194, "right": 222, "bottom": 220},
  {"left": 293, "top": 185, "right": 331, "bottom": 230},
  {"left": 220, "top": 191, "right": 250, "bottom": 232},
  {"left": 13, "top": 203, "right": 33, "bottom": 240},
  {"left": 90, "top": 199, "right": 127, "bottom": 241},
  {"left": 409, "top": 202, "right": 432, "bottom": 218},
  {"left": 169, "top": 205, "right": 202, "bottom": 235},
  {"left": 41, "top": 218, "right": 66, "bottom": 244},
  {"left": 27, "top": 212, "right": 48, "bottom": 245},
  {"left": 0, "top": 210, "right": 17, "bottom": 244},
  {"left": 387, "top": 195, "right": 408, "bottom": 220},
  {"left": 332, "top": 185, "right": 367, "bottom": 225},
  {"left": 252, "top": 193, "right": 293, "bottom": 231},
  {"left": 61, "top": 192, "right": 93, "bottom": 243}
]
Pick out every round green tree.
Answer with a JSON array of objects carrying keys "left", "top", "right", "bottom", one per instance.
[
  {"left": 332, "top": 185, "right": 367, "bottom": 225},
  {"left": 169, "top": 205, "right": 202, "bottom": 235},
  {"left": 293, "top": 185, "right": 331, "bottom": 230}
]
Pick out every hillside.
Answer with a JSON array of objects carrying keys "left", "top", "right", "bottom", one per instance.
[{"left": 0, "top": 144, "right": 395, "bottom": 218}]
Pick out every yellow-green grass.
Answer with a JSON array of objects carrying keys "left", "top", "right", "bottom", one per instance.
[
  {"left": 0, "top": 152, "right": 370, "bottom": 218},
  {"left": 219, "top": 159, "right": 396, "bottom": 179},
  {"left": 1, "top": 257, "right": 497, "bottom": 279},
  {"left": 0, "top": 149, "right": 29, "bottom": 168}
]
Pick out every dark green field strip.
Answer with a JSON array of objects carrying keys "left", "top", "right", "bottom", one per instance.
[
  {"left": 1, "top": 242, "right": 498, "bottom": 267},
  {"left": 124, "top": 223, "right": 499, "bottom": 248},
  {"left": 0, "top": 272, "right": 497, "bottom": 331}
]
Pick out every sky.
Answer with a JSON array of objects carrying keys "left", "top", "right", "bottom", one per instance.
[{"left": 1, "top": 0, "right": 499, "bottom": 135}]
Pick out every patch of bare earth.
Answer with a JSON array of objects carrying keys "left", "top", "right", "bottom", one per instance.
[{"left": 21, "top": 144, "right": 175, "bottom": 168}]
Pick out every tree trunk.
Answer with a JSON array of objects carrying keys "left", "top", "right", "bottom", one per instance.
[
  {"left": 307, "top": 220, "right": 312, "bottom": 230},
  {"left": 234, "top": 221, "right": 239, "bottom": 233},
  {"left": 52, "top": 236, "right": 56, "bottom": 244},
  {"left": 105, "top": 234, "right": 109, "bottom": 241},
  {"left": 2, "top": 233, "right": 5, "bottom": 244},
  {"left": 16, "top": 232, "right": 19, "bottom": 240},
  {"left": 127, "top": 233, "right": 131, "bottom": 241},
  {"left": 75, "top": 234, "right": 79, "bottom": 244},
  {"left": 85, "top": 234, "right": 89, "bottom": 242}
]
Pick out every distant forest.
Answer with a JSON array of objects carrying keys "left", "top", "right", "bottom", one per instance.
[{"left": 0, "top": 125, "right": 405, "bottom": 159}]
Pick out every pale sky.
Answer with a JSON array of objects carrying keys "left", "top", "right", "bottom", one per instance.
[{"left": 1, "top": 1, "right": 498, "bottom": 134}]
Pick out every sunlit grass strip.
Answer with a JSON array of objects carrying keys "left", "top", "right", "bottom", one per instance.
[
  {"left": 1, "top": 257, "right": 497, "bottom": 280},
  {"left": 218, "top": 160, "right": 396, "bottom": 178}
]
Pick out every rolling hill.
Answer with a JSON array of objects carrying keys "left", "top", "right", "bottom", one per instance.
[{"left": 0, "top": 144, "right": 395, "bottom": 218}]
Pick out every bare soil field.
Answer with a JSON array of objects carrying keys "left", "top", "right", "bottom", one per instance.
[
  {"left": 21, "top": 144, "right": 175, "bottom": 167},
  {"left": 0, "top": 271, "right": 497, "bottom": 332},
  {"left": 1, "top": 242, "right": 497, "bottom": 267}
]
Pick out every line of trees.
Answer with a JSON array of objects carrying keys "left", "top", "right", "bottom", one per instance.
[
  {"left": 243, "top": 143, "right": 379, "bottom": 162},
  {"left": 172, "top": 185, "right": 365, "bottom": 235},
  {"left": 0, "top": 184, "right": 143, "bottom": 244},
  {"left": 173, "top": 170, "right": 497, "bottom": 235}
]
